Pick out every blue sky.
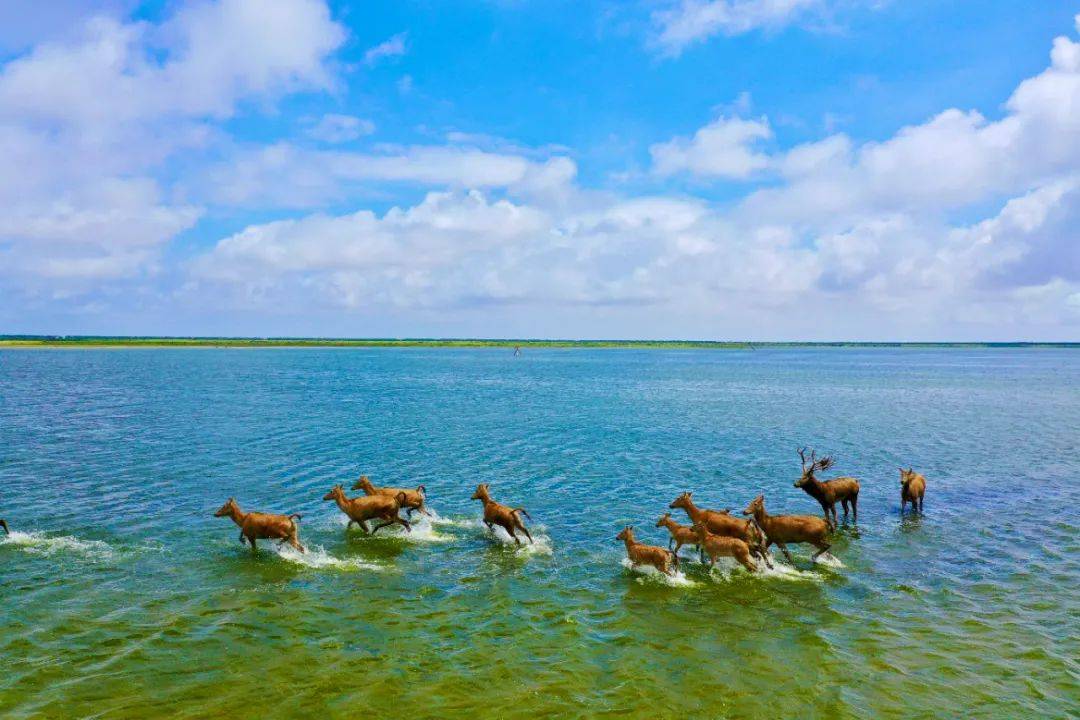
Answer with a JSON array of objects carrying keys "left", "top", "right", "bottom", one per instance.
[{"left": 1, "top": 0, "right": 1078, "bottom": 340}]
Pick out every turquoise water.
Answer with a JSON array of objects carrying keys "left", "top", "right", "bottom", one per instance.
[{"left": 1, "top": 348, "right": 1078, "bottom": 718}]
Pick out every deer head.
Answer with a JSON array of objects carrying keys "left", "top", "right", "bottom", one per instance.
[
  {"left": 616, "top": 525, "right": 634, "bottom": 542},
  {"left": 213, "top": 498, "right": 239, "bottom": 518},
  {"left": 352, "top": 475, "right": 375, "bottom": 491},
  {"left": 471, "top": 484, "right": 490, "bottom": 502},
  {"left": 322, "top": 485, "right": 345, "bottom": 502},
  {"left": 669, "top": 491, "right": 693, "bottom": 510}
]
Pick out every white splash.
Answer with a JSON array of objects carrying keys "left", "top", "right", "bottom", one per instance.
[
  {"left": 325, "top": 511, "right": 453, "bottom": 542},
  {"left": 0, "top": 530, "right": 114, "bottom": 559},
  {"left": 620, "top": 557, "right": 696, "bottom": 587},
  {"left": 273, "top": 543, "right": 383, "bottom": 571},
  {"left": 812, "top": 552, "right": 845, "bottom": 568},
  {"left": 481, "top": 522, "right": 553, "bottom": 556}
]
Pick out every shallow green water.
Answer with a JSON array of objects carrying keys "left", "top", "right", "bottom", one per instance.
[{"left": 1, "top": 348, "right": 1077, "bottom": 718}]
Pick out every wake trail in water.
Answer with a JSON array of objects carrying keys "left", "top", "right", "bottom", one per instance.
[
  {"left": 620, "top": 557, "right": 696, "bottom": 587},
  {"left": 273, "top": 543, "right": 383, "bottom": 571},
  {"left": 0, "top": 530, "right": 115, "bottom": 559}
]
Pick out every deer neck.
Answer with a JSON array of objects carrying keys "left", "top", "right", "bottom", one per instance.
[
  {"left": 751, "top": 506, "right": 769, "bottom": 528},
  {"left": 622, "top": 533, "right": 637, "bottom": 551},
  {"left": 227, "top": 506, "right": 246, "bottom": 528},
  {"left": 684, "top": 499, "right": 706, "bottom": 523},
  {"left": 802, "top": 475, "right": 826, "bottom": 497},
  {"left": 332, "top": 492, "right": 351, "bottom": 513}
]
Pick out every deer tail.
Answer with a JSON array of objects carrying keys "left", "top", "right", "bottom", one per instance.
[
  {"left": 512, "top": 507, "right": 531, "bottom": 520},
  {"left": 288, "top": 513, "right": 302, "bottom": 522},
  {"left": 416, "top": 484, "right": 427, "bottom": 499}
]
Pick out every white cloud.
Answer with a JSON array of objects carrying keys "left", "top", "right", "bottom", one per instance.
[
  {"left": 186, "top": 23, "right": 1080, "bottom": 339},
  {"left": 306, "top": 113, "right": 376, "bottom": 143},
  {"left": 200, "top": 143, "right": 577, "bottom": 208},
  {"left": 364, "top": 32, "right": 407, "bottom": 66},
  {"left": 650, "top": 115, "right": 772, "bottom": 178},
  {"left": 0, "top": 0, "right": 345, "bottom": 285},
  {"left": 653, "top": 0, "right": 823, "bottom": 56}
]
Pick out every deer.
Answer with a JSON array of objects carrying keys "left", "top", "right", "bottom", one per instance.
[
  {"left": 616, "top": 526, "right": 678, "bottom": 577},
  {"left": 669, "top": 492, "right": 773, "bottom": 568},
  {"left": 351, "top": 475, "right": 430, "bottom": 518},
  {"left": 794, "top": 448, "right": 860, "bottom": 529},
  {"left": 213, "top": 498, "right": 305, "bottom": 553},
  {"left": 655, "top": 513, "right": 701, "bottom": 559},
  {"left": 323, "top": 485, "right": 411, "bottom": 535},
  {"left": 900, "top": 467, "right": 926, "bottom": 514},
  {"left": 693, "top": 523, "right": 757, "bottom": 573},
  {"left": 471, "top": 483, "right": 533, "bottom": 545},
  {"left": 743, "top": 494, "right": 832, "bottom": 564}
]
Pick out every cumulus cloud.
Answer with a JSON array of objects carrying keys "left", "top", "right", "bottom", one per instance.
[
  {"left": 653, "top": 0, "right": 823, "bottom": 56},
  {"left": 187, "top": 22, "right": 1080, "bottom": 339},
  {"left": 0, "top": 0, "right": 345, "bottom": 287},
  {"left": 650, "top": 115, "right": 772, "bottom": 178}
]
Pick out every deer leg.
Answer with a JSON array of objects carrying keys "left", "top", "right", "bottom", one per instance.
[
  {"left": 238, "top": 530, "right": 246, "bottom": 544},
  {"left": 397, "top": 516, "right": 412, "bottom": 533},
  {"left": 248, "top": 537, "right": 257, "bottom": 552},
  {"left": 775, "top": 541, "right": 795, "bottom": 564},
  {"left": 358, "top": 520, "right": 371, "bottom": 534},
  {"left": 851, "top": 495, "right": 858, "bottom": 523},
  {"left": 517, "top": 520, "right": 533, "bottom": 544},
  {"left": 370, "top": 520, "right": 392, "bottom": 534},
  {"left": 812, "top": 542, "right": 832, "bottom": 562},
  {"left": 506, "top": 525, "right": 521, "bottom": 546},
  {"left": 290, "top": 534, "right": 305, "bottom": 553}
]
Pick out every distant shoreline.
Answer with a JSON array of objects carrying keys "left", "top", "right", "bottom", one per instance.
[{"left": 0, "top": 337, "right": 1076, "bottom": 349}]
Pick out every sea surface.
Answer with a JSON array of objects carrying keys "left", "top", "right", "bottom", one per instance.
[{"left": 1, "top": 347, "right": 1077, "bottom": 719}]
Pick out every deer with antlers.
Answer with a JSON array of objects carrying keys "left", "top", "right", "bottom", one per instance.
[{"left": 794, "top": 448, "right": 860, "bottom": 529}]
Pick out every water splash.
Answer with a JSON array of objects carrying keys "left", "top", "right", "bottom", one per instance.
[
  {"left": 620, "top": 557, "right": 696, "bottom": 587},
  {"left": 326, "top": 511, "right": 454, "bottom": 543},
  {"left": 272, "top": 543, "right": 383, "bottom": 571},
  {"left": 478, "top": 521, "right": 553, "bottom": 556},
  {"left": 812, "top": 552, "right": 845, "bottom": 568},
  {"left": 0, "top": 530, "right": 115, "bottom": 559}
]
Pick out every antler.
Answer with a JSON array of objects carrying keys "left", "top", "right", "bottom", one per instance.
[{"left": 800, "top": 448, "right": 836, "bottom": 476}]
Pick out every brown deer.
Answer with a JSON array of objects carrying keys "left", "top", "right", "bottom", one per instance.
[
  {"left": 655, "top": 513, "right": 701, "bottom": 558},
  {"left": 669, "top": 492, "right": 772, "bottom": 568},
  {"left": 0, "top": 518, "right": 8, "bottom": 535},
  {"left": 213, "top": 498, "right": 305, "bottom": 553},
  {"left": 470, "top": 483, "right": 533, "bottom": 545},
  {"left": 616, "top": 526, "right": 678, "bottom": 577},
  {"left": 693, "top": 523, "right": 757, "bottom": 573},
  {"left": 323, "top": 485, "right": 411, "bottom": 535},
  {"left": 743, "top": 494, "right": 832, "bottom": 564},
  {"left": 352, "top": 475, "right": 430, "bottom": 517},
  {"left": 794, "top": 448, "right": 860, "bottom": 529},
  {"left": 900, "top": 467, "right": 926, "bottom": 514}
]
